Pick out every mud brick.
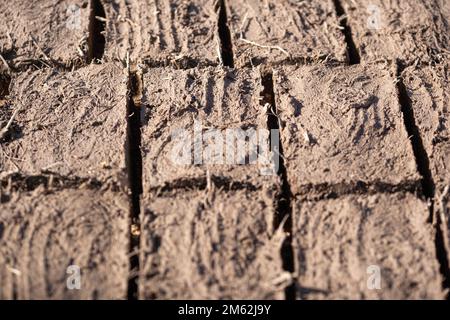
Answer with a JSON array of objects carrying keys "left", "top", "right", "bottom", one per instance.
[
  {"left": 437, "top": 190, "right": 450, "bottom": 271},
  {"left": 0, "top": 187, "right": 129, "bottom": 299},
  {"left": 226, "top": 0, "right": 347, "bottom": 67},
  {"left": 141, "top": 66, "right": 279, "bottom": 192},
  {"left": 0, "top": 0, "right": 90, "bottom": 69},
  {"left": 403, "top": 63, "right": 450, "bottom": 271},
  {"left": 103, "top": 0, "right": 219, "bottom": 66},
  {"left": 342, "top": 0, "right": 450, "bottom": 64},
  {"left": 275, "top": 64, "right": 420, "bottom": 197},
  {"left": 139, "top": 188, "right": 286, "bottom": 299},
  {"left": 402, "top": 63, "right": 450, "bottom": 194},
  {"left": 0, "top": 63, "right": 127, "bottom": 182},
  {"left": 293, "top": 193, "right": 444, "bottom": 299}
]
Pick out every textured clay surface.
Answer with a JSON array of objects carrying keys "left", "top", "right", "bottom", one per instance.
[
  {"left": 139, "top": 188, "right": 286, "bottom": 299},
  {"left": 403, "top": 63, "right": 450, "bottom": 272},
  {"left": 0, "top": 186, "right": 129, "bottom": 299},
  {"left": 342, "top": 0, "right": 450, "bottom": 64},
  {"left": 141, "top": 66, "right": 279, "bottom": 192},
  {"left": 402, "top": 63, "right": 450, "bottom": 194},
  {"left": 294, "top": 193, "right": 444, "bottom": 299},
  {"left": 1, "top": 0, "right": 449, "bottom": 301},
  {"left": 226, "top": 0, "right": 347, "bottom": 67},
  {"left": 0, "top": 63, "right": 127, "bottom": 182},
  {"left": 275, "top": 63, "right": 420, "bottom": 197},
  {"left": 103, "top": 0, "right": 219, "bottom": 66},
  {"left": 0, "top": 0, "right": 90, "bottom": 70}
]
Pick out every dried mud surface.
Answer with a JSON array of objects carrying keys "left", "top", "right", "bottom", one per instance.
[
  {"left": 0, "top": 186, "right": 129, "bottom": 299},
  {"left": 140, "top": 188, "right": 285, "bottom": 299},
  {"left": 0, "top": 0, "right": 90, "bottom": 70},
  {"left": 275, "top": 63, "right": 420, "bottom": 197},
  {"left": 102, "top": 0, "right": 219, "bottom": 66},
  {"left": 141, "top": 66, "right": 279, "bottom": 192},
  {"left": 294, "top": 193, "right": 444, "bottom": 299},
  {"left": 343, "top": 0, "right": 450, "bottom": 64},
  {"left": 0, "top": 63, "right": 127, "bottom": 182},
  {"left": 1, "top": 0, "right": 449, "bottom": 301},
  {"left": 226, "top": 0, "right": 347, "bottom": 67}
]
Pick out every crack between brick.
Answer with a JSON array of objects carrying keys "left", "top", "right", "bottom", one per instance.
[
  {"left": 0, "top": 172, "right": 108, "bottom": 203},
  {"left": 295, "top": 180, "right": 422, "bottom": 202},
  {"left": 0, "top": 59, "right": 91, "bottom": 73},
  {"left": 126, "top": 62, "right": 143, "bottom": 300},
  {"left": 397, "top": 64, "right": 434, "bottom": 201},
  {"left": 140, "top": 54, "right": 350, "bottom": 71},
  {"left": 239, "top": 55, "right": 345, "bottom": 69},
  {"left": 147, "top": 176, "right": 259, "bottom": 195},
  {"left": 261, "top": 68, "right": 296, "bottom": 300},
  {"left": 88, "top": 0, "right": 106, "bottom": 63},
  {"left": 216, "top": 0, "right": 234, "bottom": 68},
  {"left": 333, "top": 0, "right": 360, "bottom": 65},
  {"left": 0, "top": 73, "right": 10, "bottom": 98}
]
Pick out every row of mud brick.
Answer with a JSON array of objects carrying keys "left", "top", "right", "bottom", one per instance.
[{"left": 0, "top": 0, "right": 449, "bottom": 299}]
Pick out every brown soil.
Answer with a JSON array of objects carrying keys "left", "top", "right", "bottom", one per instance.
[
  {"left": 226, "top": 0, "right": 347, "bottom": 67},
  {"left": 0, "top": 0, "right": 449, "bottom": 301},
  {"left": 275, "top": 63, "right": 420, "bottom": 198},
  {"left": 343, "top": 0, "right": 450, "bottom": 65},
  {"left": 141, "top": 66, "right": 278, "bottom": 192},
  {"left": 0, "top": 184, "right": 129, "bottom": 299},
  {"left": 1, "top": 63, "right": 127, "bottom": 182},
  {"left": 0, "top": 0, "right": 90, "bottom": 70},
  {"left": 102, "top": 0, "right": 220, "bottom": 67},
  {"left": 140, "top": 188, "right": 285, "bottom": 299},
  {"left": 294, "top": 192, "right": 443, "bottom": 299}
]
